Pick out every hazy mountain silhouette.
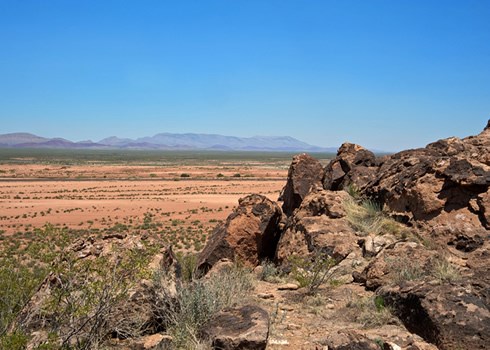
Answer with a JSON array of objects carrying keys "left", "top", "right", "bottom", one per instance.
[{"left": 0, "top": 132, "right": 336, "bottom": 152}]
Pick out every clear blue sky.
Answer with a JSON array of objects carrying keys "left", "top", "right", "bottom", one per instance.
[{"left": 1, "top": 0, "right": 489, "bottom": 151}]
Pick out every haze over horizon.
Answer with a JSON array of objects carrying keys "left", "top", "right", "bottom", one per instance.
[{"left": 1, "top": 1, "right": 489, "bottom": 151}]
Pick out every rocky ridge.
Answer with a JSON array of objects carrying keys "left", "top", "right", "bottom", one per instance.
[{"left": 198, "top": 120, "right": 489, "bottom": 349}]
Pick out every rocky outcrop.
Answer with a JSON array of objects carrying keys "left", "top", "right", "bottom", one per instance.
[
  {"left": 323, "top": 143, "right": 377, "bottom": 191},
  {"left": 353, "top": 241, "right": 436, "bottom": 290},
  {"left": 381, "top": 278, "right": 490, "bottom": 350},
  {"left": 202, "top": 304, "right": 269, "bottom": 350},
  {"left": 280, "top": 153, "right": 324, "bottom": 216},
  {"left": 197, "top": 194, "right": 283, "bottom": 272},
  {"left": 276, "top": 187, "right": 360, "bottom": 264},
  {"left": 323, "top": 121, "right": 490, "bottom": 246}
]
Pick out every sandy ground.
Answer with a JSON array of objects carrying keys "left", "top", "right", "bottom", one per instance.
[
  {"left": 0, "top": 170, "right": 286, "bottom": 235},
  {"left": 0, "top": 163, "right": 287, "bottom": 180}
]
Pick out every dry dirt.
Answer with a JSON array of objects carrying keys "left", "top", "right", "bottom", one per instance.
[{"left": 0, "top": 163, "right": 287, "bottom": 236}]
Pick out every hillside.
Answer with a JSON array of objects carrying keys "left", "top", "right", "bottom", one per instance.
[{"left": 0, "top": 132, "right": 335, "bottom": 152}]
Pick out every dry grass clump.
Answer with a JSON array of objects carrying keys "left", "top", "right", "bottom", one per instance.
[
  {"left": 343, "top": 193, "right": 407, "bottom": 237},
  {"left": 430, "top": 257, "right": 461, "bottom": 283},
  {"left": 157, "top": 263, "right": 254, "bottom": 349},
  {"left": 345, "top": 295, "right": 395, "bottom": 328},
  {"left": 388, "top": 255, "right": 461, "bottom": 286}
]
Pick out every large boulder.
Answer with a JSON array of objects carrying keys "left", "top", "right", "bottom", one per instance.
[
  {"left": 280, "top": 153, "right": 324, "bottom": 216},
  {"left": 197, "top": 194, "right": 283, "bottom": 272},
  {"left": 381, "top": 279, "right": 490, "bottom": 350},
  {"left": 202, "top": 304, "right": 269, "bottom": 350},
  {"left": 323, "top": 143, "right": 377, "bottom": 191},
  {"left": 276, "top": 188, "right": 360, "bottom": 264}
]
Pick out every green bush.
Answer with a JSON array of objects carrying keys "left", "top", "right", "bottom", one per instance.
[{"left": 288, "top": 250, "right": 337, "bottom": 294}]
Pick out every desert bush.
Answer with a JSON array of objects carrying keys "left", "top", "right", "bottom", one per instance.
[
  {"left": 288, "top": 250, "right": 337, "bottom": 294},
  {"left": 180, "top": 173, "right": 190, "bottom": 178},
  {"left": 258, "top": 260, "right": 283, "bottom": 283},
  {"left": 0, "top": 256, "right": 48, "bottom": 338},
  {"left": 176, "top": 252, "right": 199, "bottom": 282},
  {"left": 387, "top": 256, "right": 426, "bottom": 284},
  {"left": 157, "top": 264, "right": 254, "bottom": 349},
  {"left": 32, "top": 246, "right": 154, "bottom": 349}
]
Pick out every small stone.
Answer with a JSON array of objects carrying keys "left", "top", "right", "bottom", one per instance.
[
  {"left": 277, "top": 283, "right": 299, "bottom": 290},
  {"left": 326, "top": 303, "right": 335, "bottom": 309},
  {"left": 257, "top": 292, "right": 274, "bottom": 299},
  {"left": 143, "top": 334, "right": 172, "bottom": 349},
  {"left": 287, "top": 323, "right": 301, "bottom": 330},
  {"left": 280, "top": 305, "right": 294, "bottom": 311},
  {"left": 268, "top": 338, "right": 289, "bottom": 345}
]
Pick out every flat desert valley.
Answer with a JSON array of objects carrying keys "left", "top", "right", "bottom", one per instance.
[{"left": 0, "top": 150, "right": 331, "bottom": 248}]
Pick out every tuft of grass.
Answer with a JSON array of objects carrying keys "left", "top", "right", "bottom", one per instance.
[
  {"left": 386, "top": 256, "right": 426, "bottom": 285},
  {"left": 158, "top": 264, "right": 254, "bottom": 349},
  {"left": 176, "top": 252, "right": 199, "bottom": 282},
  {"left": 346, "top": 295, "right": 395, "bottom": 328},
  {"left": 430, "top": 257, "right": 461, "bottom": 283},
  {"left": 343, "top": 196, "right": 407, "bottom": 237}
]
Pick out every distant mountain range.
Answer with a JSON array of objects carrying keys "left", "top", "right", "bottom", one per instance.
[{"left": 0, "top": 132, "right": 337, "bottom": 152}]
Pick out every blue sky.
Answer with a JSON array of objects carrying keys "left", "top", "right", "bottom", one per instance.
[{"left": 0, "top": 0, "right": 489, "bottom": 151}]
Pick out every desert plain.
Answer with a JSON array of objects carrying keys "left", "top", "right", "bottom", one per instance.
[{"left": 0, "top": 149, "right": 331, "bottom": 247}]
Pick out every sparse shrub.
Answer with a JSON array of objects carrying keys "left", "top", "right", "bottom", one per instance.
[
  {"left": 0, "top": 331, "right": 29, "bottom": 350},
  {"left": 216, "top": 173, "right": 224, "bottom": 178},
  {"left": 259, "top": 260, "right": 282, "bottom": 283},
  {"left": 232, "top": 173, "right": 241, "bottom": 178},
  {"left": 288, "top": 250, "right": 337, "bottom": 294},
  {"left": 157, "top": 264, "right": 254, "bottom": 349},
  {"left": 176, "top": 252, "right": 199, "bottom": 282},
  {"left": 180, "top": 173, "right": 191, "bottom": 178}
]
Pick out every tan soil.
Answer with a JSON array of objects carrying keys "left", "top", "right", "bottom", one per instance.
[{"left": 0, "top": 164, "right": 287, "bottom": 235}]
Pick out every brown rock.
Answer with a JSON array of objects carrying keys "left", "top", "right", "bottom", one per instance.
[
  {"left": 202, "top": 304, "right": 269, "bottom": 350},
  {"left": 477, "top": 189, "right": 490, "bottom": 228},
  {"left": 381, "top": 278, "right": 490, "bottom": 350},
  {"left": 355, "top": 241, "right": 435, "bottom": 290},
  {"left": 325, "top": 331, "right": 380, "bottom": 350},
  {"left": 323, "top": 143, "right": 377, "bottom": 191},
  {"left": 197, "top": 194, "right": 282, "bottom": 272},
  {"left": 277, "top": 283, "right": 299, "bottom": 290},
  {"left": 276, "top": 188, "right": 359, "bottom": 264},
  {"left": 280, "top": 153, "right": 324, "bottom": 216}
]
